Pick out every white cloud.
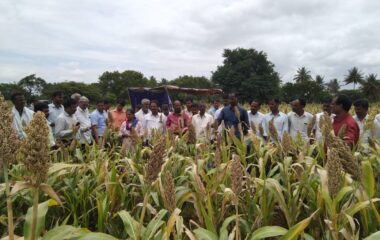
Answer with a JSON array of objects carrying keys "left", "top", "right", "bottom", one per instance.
[{"left": 0, "top": 0, "right": 379, "bottom": 84}]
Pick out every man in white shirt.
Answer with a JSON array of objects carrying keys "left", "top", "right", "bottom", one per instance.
[
  {"left": 75, "top": 96, "right": 92, "bottom": 145},
  {"left": 11, "top": 92, "right": 34, "bottom": 139},
  {"left": 143, "top": 100, "right": 167, "bottom": 139},
  {"left": 314, "top": 99, "right": 334, "bottom": 143},
  {"left": 192, "top": 102, "right": 214, "bottom": 142},
  {"left": 135, "top": 98, "right": 151, "bottom": 122},
  {"left": 33, "top": 102, "right": 56, "bottom": 148},
  {"left": 48, "top": 91, "right": 64, "bottom": 130},
  {"left": 263, "top": 98, "right": 289, "bottom": 141},
  {"left": 248, "top": 100, "right": 265, "bottom": 138},
  {"left": 374, "top": 113, "right": 380, "bottom": 139},
  {"left": 353, "top": 99, "right": 371, "bottom": 144},
  {"left": 288, "top": 98, "right": 313, "bottom": 141},
  {"left": 55, "top": 99, "right": 79, "bottom": 145}
]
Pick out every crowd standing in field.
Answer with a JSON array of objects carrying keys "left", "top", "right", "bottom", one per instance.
[{"left": 9, "top": 90, "right": 380, "bottom": 152}]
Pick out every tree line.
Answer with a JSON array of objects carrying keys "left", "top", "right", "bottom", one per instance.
[{"left": 1, "top": 48, "right": 379, "bottom": 103}]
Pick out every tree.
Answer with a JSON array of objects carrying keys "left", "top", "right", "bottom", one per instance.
[
  {"left": 360, "top": 74, "right": 380, "bottom": 102},
  {"left": 344, "top": 67, "right": 363, "bottom": 90},
  {"left": 212, "top": 48, "right": 281, "bottom": 102},
  {"left": 315, "top": 75, "right": 324, "bottom": 85},
  {"left": 293, "top": 67, "right": 312, "bottom": 83},
  {"left": 0, "top": 83, "right": 26, "bottom": 100},
  {"left": 41, "top": 81, "right": 102, "bottom": 102},
  {"left": 281, "top": 80, "right": 331, "bottom": 103},
  {"left": 98, "top": 70, "right": 153, "bottom": 100},
  {"left": 18, "top": 74, "right": 47, "bottom": 100},
  {"left": 326, "top": 79, "right": 340, "bottom": 95},
  {"left": 170, "top": 75, "right": 213, "bottom": 88}
]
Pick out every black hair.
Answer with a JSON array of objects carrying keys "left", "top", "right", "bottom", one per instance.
[
  {"left": 63, "top": 99, "right": 77, "bottom": 109},
  {"left": 126, "top": 108, "right": 135, "bottom": 114},
  {"left": 269, "top": 98, "right": 281, "bottom": 104},
  {"left": 353, "top": 98, "right": 369, "bottom": 110},
  {"left": 191, "top": 103, "right": 199, "bottom": 108},
  {"left": 10, "top": 92, "right": 24, "bottom": 103},
  {"left": 323, "top": 98, "right": 332, "bottom": 105},
  {"left": 222, "top": 94, "right": 229, "bottom": 100},
  {"left": 150, "top": 99, "right": 159, "bottom": 106},
  {"left": 104, "top": 99, "right": 110, "bottom": 105},
  {"left": 52, "top": 91, "right": 63, "bottom": 98},
  {"left": 34, "top": 102, "right": 49, "bottom": 112},
  {"left": 96, "top": 99, "right": 105, "bottom": 104},
  {"left": 117, "top": 98, "right": 126, "bottom": 106},
  {"left": 185, "top": 98, "right": 193, "bottom": 103},
  {"left": 297, "top": 98, "right": 306, "bottom": 107},
  {"left": 335, "top": 95, "right": 352, "bottom": 112},
  {"left": 250, "top": 99, "right": 261, "bottom": 106}
]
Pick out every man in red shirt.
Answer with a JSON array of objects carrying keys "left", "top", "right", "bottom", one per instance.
[
  {"left": 331, "top": 95, "right": 360, "bottom": 148},
  {"left": 166, "top": 100, "right": 190, "bottom": 134}
]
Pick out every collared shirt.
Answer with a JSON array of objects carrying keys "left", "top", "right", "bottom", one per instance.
[
  {"left": 48, "top": 103, "right": 64, "bottom": 126},
  {"left": 332, "top": 113, "right": 360, "bottom": 146},
  {"left": 166, "top": 112, "right": 191, "bottom": 130},
  {"left": 143, "top": 112, "right": 167, "bottom": 137},
  {"left": 248, "top": 111, "right": 265, "bottom": 137},
  {"left": 90, "top": 109, "right": 107, "bottom": 137},
  {"left": 217, "top": 105, "right": 249, "bottom": 138},
  {"left": 75, "top": 106, "right": 92, "bottom": 144},
  {"left": 314, "top": 112, "right": 335, "bottom": 142},
  {"left": 192, "top": 113, "right": 214, "bottom": 141},
  {"left": 288, "top": 111, "right": 314, "bottom": 140},
  {"left": 111, "top": 109, "right": 126, "bottom": 130},
  {"left": 207, "top": 107, "right": 219, "bottom": 117},
  {"left": 12, "top": 106, "right": 34, "bottom": 139},
  {"left": 374, "top": 114, "right": 380, "bottom": 139},
  {"left": 353, "top": 114, "right": 370, "bottom": 144},
  {"left": 135, "top": 109, "right": 151, "bottom": 122},
  {"left": 263, "top": 112, "right": 289, "bottom": 140},
  {"left": 55, "top": 111, "right": 78, "bottom": 141}
]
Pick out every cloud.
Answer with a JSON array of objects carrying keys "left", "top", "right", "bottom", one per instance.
[{"left": 0, "top": 0, "right": 379, "bottom": 84}]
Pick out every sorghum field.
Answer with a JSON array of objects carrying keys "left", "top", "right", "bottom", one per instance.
[{"left": 1, "top": 95, "right": 380, "bottom": 240}]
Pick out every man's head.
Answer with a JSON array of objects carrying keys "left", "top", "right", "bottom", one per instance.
[
  {"left": 228, "top": 93, "right": 237, "bottom": 107},
  {"left": 71, "top": 93, "right": 81, "bottom": 103},
  {"left": 116, "top": 98, "right": 126, "bottom": 111},
  {"left": 78, "top": 96, "right": 89, "bottom": 110},
  {"left": 213, "top": 99, "right": 220, "bottom": 109},
  {"left": 268, "top": 98, "right": 280, "bottom": 113},
  {"left": 162, "top": 104, "right": 169, "bottom": 116},
  {"left": 185, "top": 98, "right": 193, "bottom": 111},
  {"left": 331, "top": 95, "right": 351, "bottom": 115},
  {"left": 63, "top": 99, "right": 77, "bottom": 115},
  {"left": 322, "top": 99, "right": 332, "bottom": 114},
  {"left": 353, "top": 98, "right": 369, "bottom": 118},
  {"left": 250, "top": 100, "right": 261, "bottom": 115},
  {"left": 104, "top": 99, "right": 111, "bottom": 111},
  {"left": 11, "top": 92, "right": 26, "bottom": 110},
  {"left": 173, "top": 100, "right": 182, "bottom": 114},
  {"left": 150, "top": 100, "right": 159, "bottom": 115},
  {"left": 191, "top": 103, "right": 199, "bottom": 115},
  {"left": 141, "top": 98, "right": 150, "bottom": 113},
  {"left": 34, "top": 102, "right": 49, "bottom": 119},
  {"left": 222, "top": 94, "right": 229, "bottom": 106},
  {"left": 126, "top": 108, "right": 135, "bottom": 121},
  {"left": 199, "top": 102, "right": 206, "bottom": 115},
  {"left": 52, "top": 91, "right": 64, "bottom": 105},
  {"left": 96, "top": 100, "right": 105, "bottom": 113},
  {"left": 291, "top": 98, "right": 306, "bottom": 115}
]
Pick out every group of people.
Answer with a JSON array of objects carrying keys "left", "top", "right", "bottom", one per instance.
[{"left": 10, "top": 90, "right": 380, "bottom": 152}]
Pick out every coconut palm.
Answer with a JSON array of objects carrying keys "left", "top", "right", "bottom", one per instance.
[
  {"left": 344, "top": 67, "right": 363, "bottom": 89},
  {"left": 294, "top": 67, "right": 312, "bottom": 83},
  {"left": 360, "top": 73, "right": 380, "bottom": 101},
  {"left": 326, "top": 79, "right": 340, "bottom": 95}
]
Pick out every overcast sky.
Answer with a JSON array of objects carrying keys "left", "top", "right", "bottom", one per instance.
[{"left": 1, "top": 0, "right": 379, "bottom": 85}]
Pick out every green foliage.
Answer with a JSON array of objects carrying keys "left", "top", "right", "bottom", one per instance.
[
  {"left": 360, "top": 74, "right": 380, "bottom": 102},
  {"left": 0, "top": 82, "right": 26, "bottom": 100},
  {"left": 18, "top": 74, "right": 47, "bottom": 99},
  {"left": 344, "top": 67, "right": 364, "bottom": 89},
  {"left": 281, "top": 80, "right": 331, "bottom": 103},
  {"left": 166, "top": 75, "right": 215, "bottom": 102},
  {"left": 293, "top": 67, "right": 312, "bottom": 83},
  {"left": 41, "top": 81, "right": 102, "bottom": 102},
  {"left": 212, "top": 48, "right": 281, "bottom": 102}
]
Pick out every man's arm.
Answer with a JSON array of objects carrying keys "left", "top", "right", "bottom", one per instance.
[{"left": 241, "top": 109, "right": 249, "bottom": 135}]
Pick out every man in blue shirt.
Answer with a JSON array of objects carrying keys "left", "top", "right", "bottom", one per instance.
[
  {"left": 217, "top": 93, "right": 249, "bottom": 139},
  {"left": 90, "top": 100, "right": 107, "bottom": 144}
]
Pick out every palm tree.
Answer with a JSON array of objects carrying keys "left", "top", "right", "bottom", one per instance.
[
  {"left": 315, "top": 75, "right": 324, "bottom": 86},
  {"left": 344, "top": 67, "right": 363, "bottom": 90},
  {"left": 326, "top": 79, "right": 340, "bottom": 95},
  {"left": 294, "top": 67, "right": 312, "bottom": 83},
  {"left": 360, "top": 74, "right": 380, "bottom": 101}
]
